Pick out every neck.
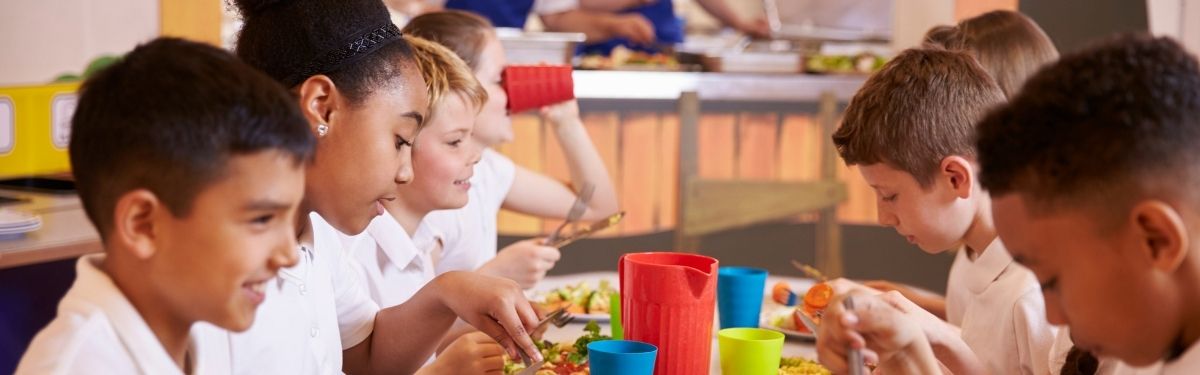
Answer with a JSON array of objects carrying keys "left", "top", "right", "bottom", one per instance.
[
  {"left": 1171, "top": 253, "right": 1200, "bottom": 361},
  {"left": 962, "top": 195, "right": 997, "bottom": 258},
  {"left": 102, "top": 255, "right": 193, "bottom": 370},
  {"left": 386, "top": 200, "right": 428, "bottom": 237}
]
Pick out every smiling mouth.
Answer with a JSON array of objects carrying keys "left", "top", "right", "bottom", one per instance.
[{"left": 242, "top": 279, "right": 268, "bottom": 305}]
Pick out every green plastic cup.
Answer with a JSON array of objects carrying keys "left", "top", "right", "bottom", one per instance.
[
  {"left": 609, "top": 291, "right": 623, "bottom": 339},
  {"left": 718, "top": 327, "right": 785, "bottom": 375}
]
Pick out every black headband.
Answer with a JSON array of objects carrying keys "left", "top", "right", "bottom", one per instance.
[{"left": 281, "top": 22, "right": 403, "bottom": 87}]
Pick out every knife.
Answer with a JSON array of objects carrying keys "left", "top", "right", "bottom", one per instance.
[{"left": 546, "top": 211, "right": 625, "bottom": 248}]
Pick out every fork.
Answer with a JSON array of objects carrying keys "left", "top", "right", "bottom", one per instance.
[
  {"left": 516, "top": 306, "right": 575, "bottom": 371},
  {"left": 844, "top": 296, "right": 864, "bottom": 375},
  {"left": 545, "top": 183, "right": 595, "bottom": 245}
]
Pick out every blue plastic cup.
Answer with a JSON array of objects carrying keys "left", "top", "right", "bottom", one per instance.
[
  {"left": 588, "top": 340, "right": 658, "bottom": 375},
  {"left": 718, "top": 266, "right": 769, "bottom": 329}
]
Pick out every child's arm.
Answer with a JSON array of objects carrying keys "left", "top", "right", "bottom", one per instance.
[
  {"left": 875, "top": 292, "right": 989, "bottom": 375},
  {"left": 863, "top": 280, "right": 948, "bottom": 320},
  {"left": 817, "top": 291, "right": 943, "bottom": 374},
  {"left": 343, "top": 271, "right": 542, "bottom": 374},
  {"left": 502, "top": 100, "right": 619, "bottom": 222}
]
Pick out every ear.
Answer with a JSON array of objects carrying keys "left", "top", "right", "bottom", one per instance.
[
  {"left": 1130, "top": 200, "right": 1189, "bottom": 273},
  {"left": 939, "top": 155, "right": 974, "bottom": 199},
  {"left": 296, "top": 75, "right": 340, "bottom": 136},
  {"left": 110, "top": 189, "right": 164, "bottom": 260}
]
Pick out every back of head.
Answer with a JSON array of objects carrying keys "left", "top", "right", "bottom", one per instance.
[
  {"left": 70, "top": 37, "right": 315, "bottom": 240},
  {"left": 404, "top": 35, "right": 488, "bottom": 119},
  {"left": 977, "top": 34, "right": 1200, "bottom": 215},
  {"left": 832, "top": 47, "right": 1006, "bottom": 187},
  {"left": 955, "top": 10, "right": 1059, "bottom": 97},
  {"left": 232, "top": 0, "right": 415, "bottom": 101},
  {"left": 402, "top": 10, "right": 495, "bottom": 72}
]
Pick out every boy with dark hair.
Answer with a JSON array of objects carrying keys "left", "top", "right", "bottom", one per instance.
[
  {"left": 16, "top": 37, "right": 313, "bottom": 373},
  {"left": 821, "top": 46, "right": 1057, "bottom": 375}
]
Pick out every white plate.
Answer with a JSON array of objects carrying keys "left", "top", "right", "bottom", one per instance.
[
  {"left": 0, "top": 209, "right": 39, "bottom": 228},
  {"left": 760, "top": 301, "right": 817, "bottom": 340}
]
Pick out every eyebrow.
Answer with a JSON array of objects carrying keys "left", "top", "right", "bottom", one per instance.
[
  {"left": 402, "top": 111, "right": 425, "bottom": 127},
  {"left": 243, "top": 199, "right": 293, "bottom": 211}
]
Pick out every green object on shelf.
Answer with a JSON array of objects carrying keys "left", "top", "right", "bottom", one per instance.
[
  {"left": 52, "top": 73, "right": 81, "bottom": 83},
  {"left": 83, "top": 55, "right": 122, "bottom": 78}
]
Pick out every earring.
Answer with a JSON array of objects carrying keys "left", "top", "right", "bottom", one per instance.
[{"left": 317, "top": 123, "right": 329, "bottom": 137}]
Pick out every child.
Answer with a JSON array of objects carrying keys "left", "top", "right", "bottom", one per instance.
[
  {"left": 825, "top": 46, "right": 1056, "bottom": 375},
  {"left": 865, "top": 10, "right": 1060, "bottom": 322},
  {"left": 229, "top": 0, "right": 542, "bottom": 373},
  {"left": 403, "top": 10, "right": 620, "bottom": 289},
  {"left": 821, "top": 33, "right": 1200, "bottom": 375},
  {"left": 346, "top": 34, "right": 507, "bottom": 373},
  {"left": 16, "top": 37, "right": 313, "bottom": 373}
]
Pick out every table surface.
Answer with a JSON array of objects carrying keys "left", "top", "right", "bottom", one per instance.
[
  {"left": 535, "top": 271, "right": 820, "bottom": 374},
  {"left": 0, "top": 190, "right": 100, "bottom": 269}
]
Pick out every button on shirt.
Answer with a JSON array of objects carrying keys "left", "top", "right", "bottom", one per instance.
[
  {"left": 945, "top": 239, "right": 1058, "bottom": 375},
  {"left": 16, "top": 254, "right": 232, "bottom": 375},
  {"left": 228, "top": 212, "right": 379, "bottom": 374}
]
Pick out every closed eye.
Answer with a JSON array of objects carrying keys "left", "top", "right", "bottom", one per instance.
[{"left": 882, "top": 194, "right": 898, "bottom": 202}]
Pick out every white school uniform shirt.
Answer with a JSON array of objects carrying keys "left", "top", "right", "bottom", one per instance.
[
  {"left": 349, "top": 213, "right": 441, "bottom": 308},
  {"left": 944, "top": 238, "right": 1058, "bottom": 375},
  {"left": 228, "top": 212, "right": 379, "bottom": 374},
  {"left": 16, "top": 254, "right": 232, "bottom": 375},
  {"left": 427, "top": 148, "right": 516, "bottom": 275}
]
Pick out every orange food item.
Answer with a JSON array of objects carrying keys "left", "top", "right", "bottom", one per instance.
[
  {"left": 772, "top": 282, "right": 798, "bottom": 306},
  {"left": 803, "top": 282, "right": 833, "bottom": 310}
]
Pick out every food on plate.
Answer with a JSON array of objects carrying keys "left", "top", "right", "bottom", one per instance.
[
  {"left": 767, "top": 282, "right": 833, "bottom": 334},
  {"left": 504, "top": 321, "right": 611, "bottom": 375},
  {"left": 804, "top": 53, "right": 887, "bottom": 75},
  {"left": 536, "top": 281, "right": 615, "bottom": 315},
  {"left": 778, "top": 357, "right": 832, "bottom": 375},
  {"left": 772, "top": 282, "right": 799, "bottom": 306},
  {"left": 801, "top": 282, "right": 833, "bottom": 316},
  {"left": 578, "top": 46, "right": 680, "bottom": 71}
]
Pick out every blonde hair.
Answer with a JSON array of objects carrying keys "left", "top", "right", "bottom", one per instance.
[{"left": 403, "top": 34, "right": 488, "bottom": 118}]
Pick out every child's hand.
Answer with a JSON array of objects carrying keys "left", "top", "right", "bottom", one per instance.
[
  {"left": 478, "top": 238, "right": 562, "bottom": 289},
  {"left": 828, "top": 277, "right": 882, "bottom": 296},
  {"left": 432, "top": 271, "right": 544, "bottom": 363},
  {"left": 817, "top": 292, "right": 935, "bottom": 373},
  {"left": 864, "top": 280, "right": 948, "bottom": 320},
  {"left": 423, "top": 332, "right": 506, "bottom": 375},
  {"left": 540, "top": 100, "right": 581, "bottom": 129},
  {"left": 609, "top": 14, "right": 656, "bottom": 45}
]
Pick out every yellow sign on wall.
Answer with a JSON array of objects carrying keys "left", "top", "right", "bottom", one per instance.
[{"left": 0, "top": 82, "right": 78, "bottom": 179}]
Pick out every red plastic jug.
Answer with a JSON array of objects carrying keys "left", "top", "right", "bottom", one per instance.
[{"left": 619, "top": 252, "right": 719, "bottom": 375}]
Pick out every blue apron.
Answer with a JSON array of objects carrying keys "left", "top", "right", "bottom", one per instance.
[
  {"left": 579, "top": 0, "right": 683, "bottom": 55},
  {"left": 445, "top": 0, "right": 537, "bottom": 29}
]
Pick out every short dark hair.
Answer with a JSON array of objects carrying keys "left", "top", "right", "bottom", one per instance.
[
  {"left": 69, "top": 37, "right": 315, "bottom": 239},
  {"left": 832, "top": 47, "right": 1006, "bottom": 186},
  {"left": 233, "top": 0, "right": 416, "bottom": 103},
  {"left": 977, "top": 34, "right": 1200, "bottom": 214}
]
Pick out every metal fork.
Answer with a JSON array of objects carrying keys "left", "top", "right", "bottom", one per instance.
[
  {"left": 516, "top": 307, "right": 576, "bottom": 375},
  {"left": 545, "top": 183, "right": 595, "bottom": 245},
  {"left": 844, "top": 296, "right": 864, "bottom": 375}
]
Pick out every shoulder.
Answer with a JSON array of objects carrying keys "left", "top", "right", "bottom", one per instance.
[{"left": 17, "top": 311, "right": 127, "bottom": 374}]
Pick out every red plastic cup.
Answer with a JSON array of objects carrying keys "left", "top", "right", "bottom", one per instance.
[
  {"left": 501, "top": 64, "right": 575, "bottom": 114},
  {"left": 619, "top": 252, "right": 719, "bottom": 375}
]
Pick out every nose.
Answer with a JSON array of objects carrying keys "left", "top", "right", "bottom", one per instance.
[
  {"left": 396, "top": 146, "right": 414, "bottom": 184},
  {"left": 1044, "top": 295, "right": 1067, "bottom": 325},
  {"left": 272, "top": 230, "right": 300, "bottom": 270},
  {"left": 876, "top": 203, "right": 899, "bottom": 227},
  {"left": 468, "top": 139, "right": 483, "bottom": 166}
]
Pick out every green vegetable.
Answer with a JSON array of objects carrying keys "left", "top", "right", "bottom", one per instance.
[{"left": 568, "top": 321, "right": 611, "bottom": 365}]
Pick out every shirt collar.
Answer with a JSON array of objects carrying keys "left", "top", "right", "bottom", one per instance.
[
  {"left": 962, "top": 238, "right": 1015, "bottom": 294},
  {"left": 71, "top": 254, "right": 201, "bottom": 374},
  {"left": 366, "top": 214, "right": 421, "bottom": 270}
]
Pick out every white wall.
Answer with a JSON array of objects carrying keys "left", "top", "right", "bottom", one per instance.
[
  {"left": 1147, "top": 0, "right": 1200, "bottom": 54},
  {"left": 0, "top": 0, "right": 158, "bottom": 87}
]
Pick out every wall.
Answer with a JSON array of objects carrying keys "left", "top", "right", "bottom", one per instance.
[{"left": 0, "top": 0, "right": 158, "bottom": 87}]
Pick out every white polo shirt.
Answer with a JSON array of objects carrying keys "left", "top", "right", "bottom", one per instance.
[
  {"left": 427, "top": 148, "right": 516, "bottom": 275},
  {"left": 16, "top": 254, "right": 232, "bottom": 375},
  {"left": 349, "top": 213, "right": 441, "bottom": 308},
  {"left": 945, "top": 238, "right": 1058, "bottom": 375},
  {"left": 228, "top": 212, "right": 379, "bottom": 374}
]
